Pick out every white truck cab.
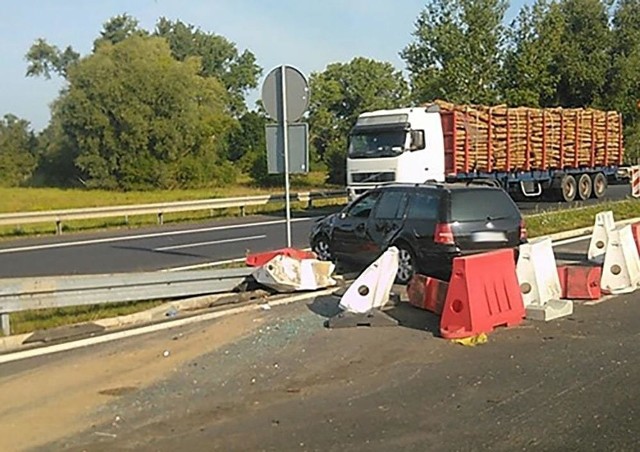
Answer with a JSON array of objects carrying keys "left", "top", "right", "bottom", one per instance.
[{"left": 346, "top": 107, "right": 445, "bottom": 199}]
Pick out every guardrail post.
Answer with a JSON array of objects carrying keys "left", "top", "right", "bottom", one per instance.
[
  {"left": 56, "top": 220, "right": 63, "bottom": 235},
  {"left": 1, "top": 313, "right": 10, "bottom": 336},
  {"left": 157, "top": 212, "right": 164, "bottom": 225},
  {"left": 240, "top": 206, "right": 246, "bottom": 217}
]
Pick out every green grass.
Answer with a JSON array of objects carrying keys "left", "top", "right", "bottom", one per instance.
[
  {"left": 9, "top": 300, "right": 164, "bottom": 335},
  {"left": 526, "top": 198, "right": 640, "bottom": 237},
  {"left": 0, "top": 172, "right": 343, "bottom": 239}
]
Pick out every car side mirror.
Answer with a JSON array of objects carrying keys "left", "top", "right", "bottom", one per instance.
[
  {"left": 339, "top": 211, "right": 348, "bottom": 219},
  {"left": 410, "top": 130, "right": 425, "bottom": 151}
]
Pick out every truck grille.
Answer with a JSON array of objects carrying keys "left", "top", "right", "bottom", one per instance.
[{"left": 350, "top": 172, "right": 395, "bottom": 183}]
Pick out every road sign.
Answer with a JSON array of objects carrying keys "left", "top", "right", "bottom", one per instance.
[
  {"left": 261, "top": 65, "right": 310, "bottom": 123},
  {"left": 266, "top": 123, "right": 309, "bottom": 174},
  {"left": 260, "top": 65, "right": 310, "bottom": 248}
]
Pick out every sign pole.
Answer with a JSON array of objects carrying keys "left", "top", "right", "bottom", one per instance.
[{"left": 280, "top": 65, "right": 292, "bottom": 247}]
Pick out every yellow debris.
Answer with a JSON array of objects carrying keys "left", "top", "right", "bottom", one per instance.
[{"left": 450, "top": 333, "right": 488, "bottom": 347}]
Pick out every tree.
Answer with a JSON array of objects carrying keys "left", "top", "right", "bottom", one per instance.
[
  {"left": 502, "top": 0, "right": 565, "bottom": 106},
  {"left": 25, "top": 39, "right": 80, "bottom": 79},
  {"left": 48, "top": 35, "right": 236, "bottom": 190},
  {"left": 606, "top": 0, "right": 640, "bottom": 162},
  {"left": 0, "top": 114, "right": 37, "bottom": 186},
  {"left": 553, "top": 0, "right": 612, "bottom": 107},
  {"left": 154, "top": 18, "right": 262, "bottom": 115},
  {"left": 93, "top": 14, "right": 148, "bottom": 50},
  {"left": 308, "top": 57, "right": 409, "bottom": 184},
  {"left": 402, "top": 0, "right": 508, "bottom": 105}
]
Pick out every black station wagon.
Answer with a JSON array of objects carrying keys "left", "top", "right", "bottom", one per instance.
[{"left": 309, "top": 182, "right": 527, "bottom": 284}]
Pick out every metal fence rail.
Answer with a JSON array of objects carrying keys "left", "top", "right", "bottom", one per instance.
[
  {"left": 0, "top": 267, "right": 253, "bottom": 336},
  {"left": 0, "top": 190, "right": 347, "bottom": 234}
]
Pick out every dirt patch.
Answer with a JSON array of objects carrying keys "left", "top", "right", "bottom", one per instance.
[{"left": 0, "top": 312, "right": 261, "bottom": 451}]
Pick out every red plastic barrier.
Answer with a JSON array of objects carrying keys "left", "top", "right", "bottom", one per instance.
[
  {"left": 440, "top": 249, "right": 525, "bottom": 339},
  {"left": 631, "top": 223, "right": 640, "bottom": 256},
  {"left": 557, "top": 265, "right": 602, "bottom": 300},
  {"left": 407, "top": 274, "right": 448, "bottom": 315},
  {"left": 245, "top": 248, "right": 316, "bottom": 267}
]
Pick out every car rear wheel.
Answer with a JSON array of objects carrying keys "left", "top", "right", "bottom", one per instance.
[
  {"left": 312, "top": 235, "right": 333, "bottom": 262},
  {"left": 395, "top": 244, "right": 416, "bottom": 285}
]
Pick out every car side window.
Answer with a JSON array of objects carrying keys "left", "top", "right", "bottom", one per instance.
[
  {"left": 347, "top": 192, "right": 380, "bottom": 218},
  {"left": 373, "top": 191, "right": 408, "bottom": 220},
  {"left": 406, "top": 191, "right": 440, "bottom": 220}
]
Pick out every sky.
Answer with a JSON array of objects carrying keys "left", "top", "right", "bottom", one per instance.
[{"left": 0, "top": 0, "right": 529, "bottom": 131}]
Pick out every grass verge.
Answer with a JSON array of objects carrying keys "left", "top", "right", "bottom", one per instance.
[
  {"left": 4, "top": 197, "right": 640, "bottom": 337},
  {"left": 526, "top": 198, "right": 640, "bottom": 237},
  {"left": 8, "top": 300, "right": 164, "bottom": 335}
]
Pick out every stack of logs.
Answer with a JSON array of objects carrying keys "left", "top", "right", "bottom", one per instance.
[{"left": 431, "top": 100, "right": 623, "bottom": 173}]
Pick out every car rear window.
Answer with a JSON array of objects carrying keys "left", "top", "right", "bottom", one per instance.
[{"left": 450, "top": 189, "right": 520, "bottom": 222}]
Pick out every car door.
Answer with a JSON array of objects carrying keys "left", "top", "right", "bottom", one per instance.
[
  {"left": 401, "top": 189, "right": 442, "bottom": 266},
  {"left": 331, "top": 191, "right": 381, "bottom": 264},
  {"left": 366, "top": 189, "right": 410, "bottom": 257}
]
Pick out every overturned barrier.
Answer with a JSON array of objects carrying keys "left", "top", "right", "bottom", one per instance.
[
  {"left": 252, "top": 255, "right": 337, "bottom": 292},
  {"left": 440, "top": 249, "right": 525, "bottom": 339},
  {"left": 600, "top": 225, "right": 640, "bottom": 294},
  {"left": 516, "top": 238, "right": 573, "bottom": 321},
  {"left": 587, "top": 211, "right": 615, "bottom": 264},
  {"left": 557, "top": 265, "right": 602, "bottom": 300},
  {"left": 407, "top": 274, "right": 448, "bottom": 315},
  {"left": 327, "top": 247, "right": 400, "bottom": 328},
  {"left": 246, "top": 248, "right": 316, "bottom": 267}
]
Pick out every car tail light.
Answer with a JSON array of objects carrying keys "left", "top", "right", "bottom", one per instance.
[
  {"left": 434, "top": 223, "right": 455, "bottom": 245},
  {"left": 519, "top": 219, "right": 528, "bottom": 241}
]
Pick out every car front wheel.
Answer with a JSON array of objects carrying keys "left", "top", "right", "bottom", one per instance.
[
  {"left": 312, "top": 235, "right": 333, "bottom": 262},
  {"left": 395, "top": 244, "right": 416, "bottom": 285}
]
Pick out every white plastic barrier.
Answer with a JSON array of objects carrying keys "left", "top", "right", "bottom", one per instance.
[
  {"left": 588, "top": 211, "right": 615, "bottom": 264},
  {"left": 339, "top": 247, "right": 399, "bottom": 314},
  {"left": 516, "top": 237, "right": 573, "bottom": 321},
  {"left": 600, "top": 225, "right": 640, "bottom": 294},
  {"left": 252, "top": 255, "right": 337, "bottom": 292}
]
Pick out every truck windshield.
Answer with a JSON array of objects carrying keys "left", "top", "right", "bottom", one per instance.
[{"left": 348, "top": 130, "right": 406, "bottom": 158}]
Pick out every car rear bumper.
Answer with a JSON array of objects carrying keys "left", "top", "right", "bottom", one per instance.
[{"left": 417, "top": 247, "right": 519, "bottom": 281}]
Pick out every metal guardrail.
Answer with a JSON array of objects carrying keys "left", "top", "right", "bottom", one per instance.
[
  {"left": 0, "top": 190, "right": 347, "bottom": 234},
  {"left": 0, "top": 267, "right": 254, "bottom": 336}
]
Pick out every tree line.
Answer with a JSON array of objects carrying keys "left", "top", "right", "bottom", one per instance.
[{"left": 2, "top": 0, "right": 640, "bottom": 190}]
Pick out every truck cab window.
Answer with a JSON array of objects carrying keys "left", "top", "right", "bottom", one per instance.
[{"left": 349, "top": 130, "right": 406, "bottom": 158}]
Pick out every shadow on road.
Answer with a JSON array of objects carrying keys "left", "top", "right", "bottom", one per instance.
[{"left": 307, "top": 294, "right": 441, "bottom": 337}]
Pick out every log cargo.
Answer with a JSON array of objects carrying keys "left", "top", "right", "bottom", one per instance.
[{"left": 430, "top": 100, "right": 624, "bottom": 175}]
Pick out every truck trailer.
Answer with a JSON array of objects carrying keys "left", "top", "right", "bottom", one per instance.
[{"left": 346, "top": 100, "right": 627, "bottom": 202}]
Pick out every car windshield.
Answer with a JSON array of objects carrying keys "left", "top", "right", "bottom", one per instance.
[{"left": 348, "top": 130, "right": 406, "bottom": 158}]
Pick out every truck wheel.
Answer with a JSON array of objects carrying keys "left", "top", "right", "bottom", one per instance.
[
  {"left": 577, "top": 174, "right": 592, "bottom": 201},
  {"left": 591, "top": 173, "right": 607, "bottom": 199},
  {"left": 557, "top": 174, "right": 577, "bottom": 202}
]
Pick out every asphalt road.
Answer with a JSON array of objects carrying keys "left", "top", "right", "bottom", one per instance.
[
  {"left": 4, "top": 237, "right": 637, "bottom": 451},
  {"left": 0, "top": 184, "right": 631, "bottom": 278}
]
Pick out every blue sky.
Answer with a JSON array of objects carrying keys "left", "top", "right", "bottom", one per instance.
[{"left": 0, "top": 0, "right": 529, "bottom": 131}]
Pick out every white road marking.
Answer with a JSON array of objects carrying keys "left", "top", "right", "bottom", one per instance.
[
  {"left": 0, "top": 218, "right": 314, "bottom": 254},
  {"left": 154, "top": 235, "right": 266, "bottom": 251}
]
